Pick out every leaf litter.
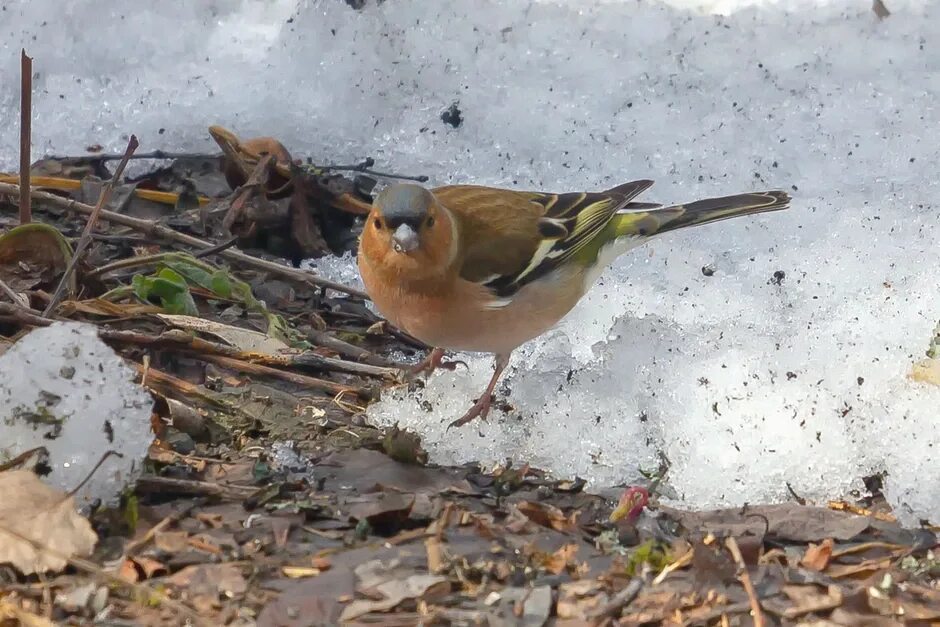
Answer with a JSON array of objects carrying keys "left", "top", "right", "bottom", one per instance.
[{"left": 0, "top": 126, "right": 935, "bottom": 626}]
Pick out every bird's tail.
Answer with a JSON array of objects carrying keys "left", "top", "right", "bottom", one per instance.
[{"left": 613, "top": 190, "right": 791, "bottom": 239}]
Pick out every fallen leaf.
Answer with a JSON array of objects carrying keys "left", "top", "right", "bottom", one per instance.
[
  {"left": 156, "top": 313, "right": 290, "bottom": 354},
  {"left": 345, "top": 492, "right": 415, "bottom": 528},
  {"left": 762, "top": 584, "right": 843, "bottom": 618},
  {"left": 154, "top": 530, "right": 190, "bottom": 553},
  {"left": 0, "top": 597, "right": 56, "bottom": 627},
  {"left": 0, "top": 470, "right": 97, "bottom": 575},
  {"left": 339, "top": 574, "right": 448, "bottom": 621},
  {"left": 660, "top": 503, "right": 871, "bottom": 542},
  {"left": 556, "top": 580, "right": 609, "bottom": 619},
  {"left": 164, "top": 563, "right": 248, "bottom": 598},
  {"left": 540, "top": 543, "right": 580, "bottom": 575},
  {"left": 800, "top": 538, "right": 834, "bottom": 571},
  {"left": 0, "top": 223, "right": 73, "bottom": 295},
  {"left": 910, "top": 358, "right": 940, "bottom": 386},
  {"left": 826, "top": 557, "right": 893, "bottom": 579},
  {"left": 516, "top": 500, "right": 577, "bottom": 533},
  {"left": 256, "top": 567, "right": 356, "bottom": 627},
  {"left": 282, "top": 565, "right": 323, "bottom": 578}
]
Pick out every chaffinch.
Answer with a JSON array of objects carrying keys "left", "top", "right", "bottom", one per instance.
[{"left": 357, "top": 180, "right": 790, "bottom": 428}]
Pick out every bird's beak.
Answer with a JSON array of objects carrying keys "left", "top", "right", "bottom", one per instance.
[{"left": 392, "top": 224, "right": 420, "bottom": 253}]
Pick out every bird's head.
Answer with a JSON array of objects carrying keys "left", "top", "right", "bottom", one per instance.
[
  {"left": 361, "top": 183, "right": 457, "bottom": 280},
  {"left": 609, "top": 486, "right": 649, "bottom": 524}
]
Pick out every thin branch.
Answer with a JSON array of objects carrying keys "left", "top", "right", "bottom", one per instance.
[
  {"left": 725, "top": 536, "right": 765, "bottom": 627},
  {"left": 588, "top": 577, "right": 644, "bottom": 619},
  {"left": 0, "top": 182, "right": 369, "bottom": 298},
  {"left": 0, "top": 276, "right": 26, "bottom": 307},
  {"left": 316, "top": 158, "right": 430, "bottom": 183},
  {"left": 96, "top": 327, "right": 399, "bottom": 381},
  {"left": 53, "top": 150, "right": 221, "bottom": 162},
  {"left": 192, "top": 235, "right": 239, "bottom": 259},
  {"left": 19, "top": 49, "right": 32, "bottom": 225},
  {"left": 43, "top": 135, "right": 139, "bottom": 316},
  {"left": 199, "top": 352, "right": 375, "bottom": 399}
]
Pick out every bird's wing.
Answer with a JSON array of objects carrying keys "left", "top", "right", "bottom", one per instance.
[{"left": 433, "top": 180, "right": 655, "bottom": 298}]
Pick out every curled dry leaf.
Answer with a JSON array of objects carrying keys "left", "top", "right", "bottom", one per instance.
[
  {"left": 0, "top": 223, "right": 74, "bottom": 295},
  {"left": 800, "top": 538, "right": 834, "bottom": 571},
  {"left": 0, "top": 470, "right": 97, "bottom": 575},
  {"left": 515, "top": 500, "right": 578, "bottom": 533}
]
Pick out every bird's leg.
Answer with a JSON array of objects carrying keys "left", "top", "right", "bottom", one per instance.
[
  {"left": 405, "top": 347, "right": 467, "bottom": 378},
  {"left": 448, "top": 353, "right": 510, "bottom": 428}
]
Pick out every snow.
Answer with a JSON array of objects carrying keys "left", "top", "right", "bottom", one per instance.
[
  {"left": 1, "top": 0, "right": 938, "bottom": 524},
  {"left": 0, "top": 323, "right": 154, "bottom": 509}
]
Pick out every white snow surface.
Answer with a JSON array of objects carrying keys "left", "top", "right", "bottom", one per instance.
[
  {"left": 0, "top": 323, "right": 154, "bottom": 509},
  {"left": 1, "top": 0, "right": 938, "bottom": 523}
]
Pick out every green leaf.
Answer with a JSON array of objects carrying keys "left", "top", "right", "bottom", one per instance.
[
  {"left": 164, "top": 291, "right": 199, "bottom": 315},
  {"left": 131, "top": 273, "right": 152, "bottom": 301},
  {"left": 210, "top": 269, "right": 234, "bottom": 299}
]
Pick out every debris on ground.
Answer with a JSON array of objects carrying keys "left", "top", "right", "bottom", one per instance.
[{"left": 0, "top": 129, "right": 935, "bottom": 625}]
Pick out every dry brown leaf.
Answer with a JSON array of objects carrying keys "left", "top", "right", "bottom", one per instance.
[
  {"left": 800, "top": 538, "right": 834, "bottom": 571},
  {"left": 826, "top": 557, "right": 892, "bottom": 579},
  {"left": 154, "top": 530, "right": 190, "bottom": 553},
  {"left": 339, "top": 574, "right": 448, "bottom": 622},
  {"left": 515, "top": 500, "right": 577, "bottom": 533},
  {"left": 156, "top": 314, "right": 290, "bottom": 354},
  {"left": 0, "top": 470, "right": 97, "bottom": 575},
  {"left": 556, "top": 580, "right": 608, "bottom": 619},
  {"left": 541, "top": 543, "right": 580, "bottom": 575},
  {"left": 763, "top": 584, "right": 843, "bottom": 618},
  {"left": 0, "top": 597, "right": 56, "bottom": 627},
  {"left": 910, "top": 358, "right": 940, "bottom": 386},
  {"left": 164, "top": 563, "right": 248, "bottom": 598}
]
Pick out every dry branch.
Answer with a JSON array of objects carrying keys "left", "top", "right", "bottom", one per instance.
[
  {"left": 44, "top": 135, "right": 139, "bottom": 315},
  {"left": 19, "top": 50, "right": 32, "bottom": 225},
  {"left": 0, "top": 181, "right": 368, "bottom": 297}
]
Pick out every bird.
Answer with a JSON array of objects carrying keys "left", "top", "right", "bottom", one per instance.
[{"left": 357, "top": 179, "right": 790, "bottom": 428}]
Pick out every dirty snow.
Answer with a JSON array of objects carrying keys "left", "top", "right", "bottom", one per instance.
[
  {"left": 0, "top": 0, "right": 937, "bottom": 524},
  {"left": 0, "top": 322, "right": 154, "bottom": 509}
]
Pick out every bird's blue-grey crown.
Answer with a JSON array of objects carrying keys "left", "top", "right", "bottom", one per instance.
[{"left": 376, "top": 183, "right": 434, "bottom": 229}]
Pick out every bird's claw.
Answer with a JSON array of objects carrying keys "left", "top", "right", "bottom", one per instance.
[
  {"left": 402, "top": 349, "right": 466, "bottom": 380},
  {"left": 447, "top": 395, "right": 492, "bottom": 429},
  {"left": 436, "top": 358, "right": 468, "bottom": 372}
]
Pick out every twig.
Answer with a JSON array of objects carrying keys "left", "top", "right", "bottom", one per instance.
[
  {"left": 19, "top": 49, "right": 32, "bottom": 225},
  {"left": 0, "top": 301, "right": 56, "bottom": 326},
  {"left": 192, "top": 235, "right": 239, "bottom": 259},
  {"left": 199, "top": 353, "right": 375, "bottom": 399},
  {"left": 0, "top": 277, "right": 26, "bottom": 307},
  {"left": 313, "top": 158, "right": 429, "bottom": 183},
  {"left": 99, "top": 327, "right": 400, "bottom": 380},
  {"left": 66, "top": 450, "right": 123, "bottom": 499},
  {"left": 0, "top": 307, "right": 377, "bottom": 398},
  {"left": 134, "top": 475, "right": 255, "bottom": 499},
  {"left": 121, "top": 499, "right": 201, "bottom": 557},
  {"left": 0, "top": 446, "right": 48, "bottom": 472},
  {"left": 0, "top": 182, "right": 369, "bottom": 298},
  {"left": 588, "top": 577, "right": 644, "bottom": 620},
  {"left": 43, "top": 135, "right": 139, "bottom": 316},
  {"left": 725, "top": 536, "right": 765, "bottom": 627},
  {"left": 304, "top": 328, "right": 394, "bottom": 367},
  {"left": 51, "top": 150, "right": 221, "bottom": 162}
]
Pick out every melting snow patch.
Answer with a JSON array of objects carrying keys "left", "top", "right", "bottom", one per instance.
[{"left": 0, "top": 322, "right": 154, "bottom": 509}]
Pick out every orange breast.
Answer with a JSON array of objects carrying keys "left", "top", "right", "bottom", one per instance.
[{"left": 358, "top": 248, "right": 587, "bottom": 356}]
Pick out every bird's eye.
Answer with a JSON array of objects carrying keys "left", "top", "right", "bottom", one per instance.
[
  {"left": 426, "top": 216, "right": 435, "bottom": 228},
  {"left": 373, "top": 218, "right": 382, "bottom": 229}
]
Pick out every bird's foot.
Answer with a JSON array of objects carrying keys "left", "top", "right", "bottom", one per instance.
[
  {"left": 447, "top": 394, "right": 493, "bottom": 429},
  {"left": 404, "top": 348, "right": 467, "bottom": 379}
]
